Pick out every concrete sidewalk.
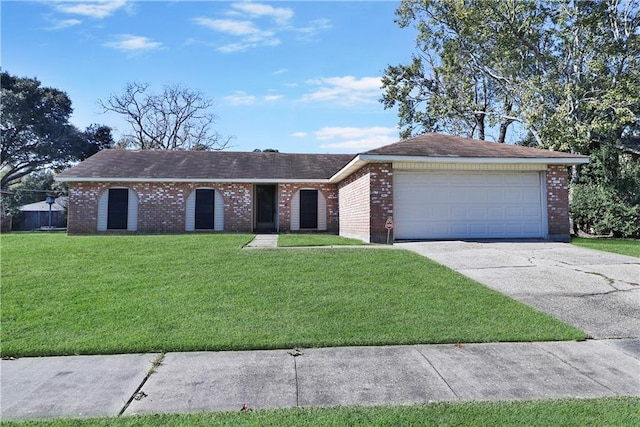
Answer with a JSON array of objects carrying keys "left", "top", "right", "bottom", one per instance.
[
  {"left": 244, "top": 234, "right": 278, "bottom": 248},
  {"left": 1, "top": 339, "right": 638, "bottom": 421}
]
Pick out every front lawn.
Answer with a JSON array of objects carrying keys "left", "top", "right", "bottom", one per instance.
[
  {"left": 2, "top": 398, "right": 637, "bottom": 427},
  {"left": 1, "top": 234, "right": 585, "bottom": 357},
  {"left": 571, "top": 237, "right": 639, "bottom": 258}
]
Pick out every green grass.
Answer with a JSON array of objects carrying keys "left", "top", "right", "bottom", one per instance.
[
  {"left": 2, "top": 398, "right": 638, "bottom": 427},
  {"left": 1, "top": 234, "right": 585, "bottom": 357},
  {"left": 278, "top": 233, "right": 366, "bottom": 247},
  {"left": 571, "top": 237, "right": 639, "bottom": 258}
]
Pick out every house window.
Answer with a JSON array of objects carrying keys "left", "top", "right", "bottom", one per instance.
[
  {"left": 98, "top": 187, "right": 138, "bottom": 231},
  {"left": 300, "top": 189, "right": 318, "bottom": 229},
  {"left": 186, "top": 188, "right": 223, "bottom": 231},
  {"left": 290, "top": 189, "right": 327, "bottom": 231},
  {"left": 195, "top": 189, "right": 215, "bottom": 230}
]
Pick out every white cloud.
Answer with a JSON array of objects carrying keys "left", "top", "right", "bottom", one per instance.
[
  {"left": 230, "top": 2, "right": 293, "bottom": 25},
  {"left": 194, "top": 18, "right": 264, "bottom": 36},
  {"left": 104, "top": 34, "right": 162, "bottom": 52},
  {"left": 47, "top": 18, "right": 82, "bottom": 30},
  {"left": 314, "top": 126, "right": 397, "bottom": 150},
  {"left": 194, "top": 17, "right": 279, "bottom": 52},
  {"left": 294, "top": 18, "right": 332, "bottom": 40},
  {"left": 194, "top": 3, "right": 330, "bottom": 53},
  {"left": 303, "top": 76, "right": 382, "bottom": 106},
  {"left": 292, "top": 132, "right": 308, "bottom": 138},
  {"left": 273, "top": 68, "right": 289, "bottom": 75},
  {"left": 225, "top": 91, "right": 256, "bottom": 106},
  {"left": 264, "top": 95, "right": 283, "bottom": 102},
  {"left": 53, "top": 0, "right": 130, "bottom": 19}
]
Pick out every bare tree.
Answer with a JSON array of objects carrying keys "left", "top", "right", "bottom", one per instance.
[{"left": 100, "top": 82, "right": 232, "bottom": 150}]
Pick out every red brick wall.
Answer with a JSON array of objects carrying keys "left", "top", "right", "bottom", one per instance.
[
  {"left": 369, "top": 163, "right": 394, "bottom": 243},
  {"left": 66, "top": 182, "right": 252, "bottom": 233},
  {"left": 338, "top": 167, "right": 370, "bottom": 241},
  {"left": 278, "top": 183, "right": 339, "bottom": 232},
  {"left": 219, "top": 183, "right": 253, "bottom": 231},
  {"left": 546, "top": 165, "right": 570, "bottom": 241},
  {"left": 67, "top": 182, "right": 106, "bottom": 234},
  {"left": 337, "top": 163, "right": 393, "bottom": 243}
]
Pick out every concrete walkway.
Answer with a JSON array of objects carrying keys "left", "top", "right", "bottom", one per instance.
[
  {"left": 397, "top": 241, "right": 639, "bottom": 340},
  {"left": 2, "top": 339, "right": 638, "bottom": 421},
  {"left": 244, "top": 234, "right": 278, "bottom": 248}
]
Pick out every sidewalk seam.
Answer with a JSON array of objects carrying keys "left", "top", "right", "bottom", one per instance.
[
  {"left": 538, "top": 344, "right": 619, "bottom": 394},
  {"left": 119, "top": 353, "right": 165, "bottom": 416},
  {"left": 414, "top": 346, "right": 460, "bottom": 400},
  {"left": 294, "top": 356, "right": 300, "bottom": 407}
]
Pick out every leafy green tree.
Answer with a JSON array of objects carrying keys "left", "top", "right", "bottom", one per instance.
[
  {"left": 382, "top": 0, "right": 548, "bottom": 142},
  {"left": 2, "top": 170, "right": 67, "bottom": 216},
  {"left": 1, "top": 72, "right": 113, "bottom": 189},
  {"left": 571, "top": 142, "right": 640, "bottom": 237},
  {"left": 381, "top": 0, "right": 640, "bottom": 150},
  {"left": 75, "top": 124, "right": 116, "bottom": 158}
]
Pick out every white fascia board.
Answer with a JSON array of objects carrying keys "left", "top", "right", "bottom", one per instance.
[
  {"left": 357, "top": 154, "right": 589, "bottom": 165},
  {"left": 328, "top": 153, "right": 588, "bottom": 183},
  {"left": 55, "top": 177, "right": 330, "bottom": 184},
  {"left": 328, "top": 156, "right": 367, "bottom": 183}
]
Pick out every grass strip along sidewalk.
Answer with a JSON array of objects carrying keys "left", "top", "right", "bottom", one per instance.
[
  {"left": 2, "top": 234, "right": 585, "bottom": 357},
  {"left": 2, "top": 397, "right": 638, "bottom": 427}
]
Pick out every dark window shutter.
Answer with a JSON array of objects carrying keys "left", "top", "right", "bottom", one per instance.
[
  {"left": 195, "top": 189, "right": 215, "bottom": 229},
  {"left": 300, "top": 190, "right": 318, "bottom": 229},
  {"left": 107, "top": 189, "right": 128, "bottom": 230}
]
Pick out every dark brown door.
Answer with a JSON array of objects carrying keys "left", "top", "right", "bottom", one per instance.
[
  {"left": 255, "top": 185, "right": 277, "bottom": 231},
  {"left": 300, "top": 190, "right": 318, "bottom": 229},
  {"left": 195, "top": 189, "right": 215, "bottom": 230},
  {"left": 107, "top": 188, "right": 128, "bottom": 230}
]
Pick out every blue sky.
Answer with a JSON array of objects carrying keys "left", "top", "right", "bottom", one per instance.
[{"left": 2, "top": 0, "right": 419, "bottom": 153}]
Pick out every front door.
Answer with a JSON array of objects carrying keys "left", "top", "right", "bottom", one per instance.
[{"left": 255, "top": 184, "right": 277, "bottom": 232}]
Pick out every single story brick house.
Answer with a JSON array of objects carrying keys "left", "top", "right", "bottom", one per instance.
[{"left": 56, "top": 133, "right": 589, "bottom": 242}]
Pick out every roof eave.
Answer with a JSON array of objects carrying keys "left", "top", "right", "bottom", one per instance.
[
  {"left": 55, "top": 177, "right": 331, "bottom": 184},
  {"left": 328, "top": 155, "right": 368, "bottom": 183}
]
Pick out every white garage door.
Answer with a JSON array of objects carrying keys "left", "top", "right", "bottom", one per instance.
[{"left": 394, "top": 171, "right": 545, "bottom": 239}]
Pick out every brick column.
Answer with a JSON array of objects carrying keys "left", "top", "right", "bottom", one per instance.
[
  {"left": 368, "top": 163, "right": 394, "bottom": 243},
  {"left": 546, "top": 165, "right": 570, "bottom": 242}
]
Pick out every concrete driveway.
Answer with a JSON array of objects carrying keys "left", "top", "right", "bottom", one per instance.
[{"left": 397, "top": 241, "right": 639, "bottom": 340}]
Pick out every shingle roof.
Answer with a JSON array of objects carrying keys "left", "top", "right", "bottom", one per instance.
[
  {"left": 19, "top": 198, "right": 67, "bottom": 212},
  {"left": 57, "top": 150, "right": 356, "bottom": 181},
  {"left": 58, "top": 134, "right": 589, "bottom": 182},
  {"left": 365, "top": 133, "right": 589, "bottom": 159}
]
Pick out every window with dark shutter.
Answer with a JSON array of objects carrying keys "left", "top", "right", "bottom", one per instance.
[
  {"left": 107, "top": 188, "right": 128, "bottom": 230},
  {"left": 195, "top": 189, "right": 215, "bottom": 229},
  {"left": 300, "top": 189, "right": 318, "bottom": 229}
]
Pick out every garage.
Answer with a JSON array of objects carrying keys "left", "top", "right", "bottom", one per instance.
[{"left": 394, "top": 170, "right": 546, "bottom": 240}]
